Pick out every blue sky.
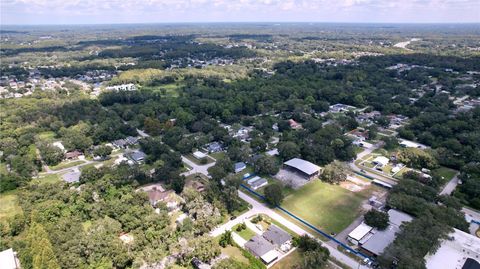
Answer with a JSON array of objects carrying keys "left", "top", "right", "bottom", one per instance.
[{"left": 1, "top": 0, "right": 479, "bottom": 25}]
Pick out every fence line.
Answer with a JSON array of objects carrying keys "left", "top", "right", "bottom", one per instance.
[{"left": 240, "top": 184, "right": 371, "bottom": 261}]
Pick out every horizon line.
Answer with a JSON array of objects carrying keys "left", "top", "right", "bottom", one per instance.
[{"left": 2, "top": 21, "right": 480, "bottom": 27}]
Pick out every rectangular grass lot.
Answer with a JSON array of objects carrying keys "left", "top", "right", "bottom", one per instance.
[{"left": 280, "top": 180, "right": 370, "bottom": 234}]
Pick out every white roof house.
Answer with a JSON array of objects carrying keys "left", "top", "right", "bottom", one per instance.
[
  {"left": 284, "top": 158, "right": 321, "bottom": 177},
  {"left": 399, "top": 139, "right": 427, "bottom": 149},
  {"left": 348, "top": 222, "right": 373, "bottom": 245},
  {"left": 372, "top": 156, "right": 389, "bottom": 167},
  {"left": 0, "top": 248, "right": 19, "bottom": 269},
  {"left": 266, "top": 148, "right": 279, "bottom": 156},
  {"left": 193, "top": 151, "right": 207, "bottom": 159},
  {"left": 425, "top": 228, "right": 480, "bottom": 269}
]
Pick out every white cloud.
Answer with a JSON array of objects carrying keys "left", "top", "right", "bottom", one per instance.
[{"left": 1, "top": 0, "right": 479, "bottom": 24}]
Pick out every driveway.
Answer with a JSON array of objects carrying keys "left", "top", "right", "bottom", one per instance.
[{"left": 439, "top": 172, "right": 460, "bottom": 196}]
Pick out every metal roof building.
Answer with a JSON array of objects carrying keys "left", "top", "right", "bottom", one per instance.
[
  {"left": 284, "top": 158, "right": 321, "bottom": 178},
  {"left": 348, "top": 222, "right": 373, "bottom": 245},
  {"left": 360, "top": 209, "right": 413, "bottom": 256},
  {"left": 425, "top": 228, "right": 480, "bottom": 269}
]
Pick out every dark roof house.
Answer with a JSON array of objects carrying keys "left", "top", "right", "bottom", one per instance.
[
  {"left": 263, "top": 225, "right": 292, "bottom": 247},
  {"left": 245, "top": 235, "right": 278, "bottom": 264},
  {"left": 127, "top": 151, "right": 146, "bottom": 163}
]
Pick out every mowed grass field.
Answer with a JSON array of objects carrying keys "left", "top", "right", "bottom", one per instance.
[{"left": 280, "top": 180, "right": 372, "bottom": 234}]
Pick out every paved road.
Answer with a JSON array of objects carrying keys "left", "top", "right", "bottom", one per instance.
[
  {"left": 439, "top": 172, "right": 460, "bottom": 196},
  {"left": 211, "top": 191, "right": 369, "bottom": 269},
  {"left": 463, "top": 207, "right": 480, "bottom": 223},
  {"left": 180, "top": 156, "right": 216, "bottom": 177},
  {"left": 40, "top": 159, "right": 95, "bottom": 175}
]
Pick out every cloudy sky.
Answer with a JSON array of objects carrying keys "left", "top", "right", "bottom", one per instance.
[{"left": 1, "top": 0, "right": 479, "bottom": 25}]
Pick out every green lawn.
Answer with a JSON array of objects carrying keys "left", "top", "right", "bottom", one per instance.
[
  {"left": 49, "top": 160, "right": 85, "bottom": 171},
  {"left": 185, "top": 154, "right": 215, "bottom": 165},
  {"left": 271, "top": 249, "right": 302, "bottom": 269},
  {"left": 353, "top": 146, "right": 364, "bottom": 156},
  {"left": 210, "top": 151, "right": 226, "bottom": 160},
  {"left": 30, "top": 173, "right": 61, "bottom": 185},
  {"left": 37, "top": 131, "right": 56, "bottom": 141},
  {"left": 0, "top": 192, "right": 22, "bottom": 221},
  {"left": 233, "top": 224, "right": 257, "bottom": 241},
  {"left": 259, "top": 214, "right": 297, "bottom": 236},
  {"left": 280, "top": 180, "right": 371, "bottom": 234},
  {"left": 434, "top": 167, "right": 457, "bottom": 181},
  {"left": 221, "top": 245, "right": 250, "bottom": 264}
]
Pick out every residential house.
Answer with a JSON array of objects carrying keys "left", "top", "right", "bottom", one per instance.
[
  {"left": 262, "top": 225, "right": 292, "bottom": 252},
  {"left": 247, "top": 176, "right": 268, "bottom": 190},
  {"left": 234, "top": 162, "right": 247, "bottom": 173},
  {"left": 288, "top": 119, "right": 302, "bottom": 130},
  {"left": 146, "top": 188, "right": 182, "bottom": 211},
  {"left": 112, "top": 136, "right": 139, "bottom": 149},
  {"left": 266, "top": 148, "right": 279, "bottom": 156},
  {"left": 193, "top": 151, "right": 208, "bottom": 160},
  {"left": 245, "top": 235, "right": 279, "bottom": 265},
  {"left": 105, "top": 83, "right": 137, "bottom": 91},
  {"left": 125, "top": 136, "right": 139, "bottom": 145},
  {"left": 126, "top": 150, "right": 146, "bottom": 163},
  {"left": 205, "top": 142, "right": 223, "bottom": 153},
  {"left": 399, "top": 139, "right": 427, "bottom": 149},
  {"left": 372, "top": 156, "right": 389, "bottom": 167},
  {"left": 112, "top": 139, "right": 128, "bottom": 149},
  {"left": 329, "top": 103, "right": 356, "bottom": 113},
  {"left": 65, "top": 150, "right": 83, "bottom": 160}
]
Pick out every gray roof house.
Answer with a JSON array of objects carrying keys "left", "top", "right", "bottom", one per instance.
[
  {"left": 127, "top": 151, "right": 147, "bottom": 163},
  {"left": 245, "top": 235, "right": 278, "bottom": 264},
  {"left": 112, "top": 139, "right": 128, "bottom": 148},
  {"left": 206, "top": 142, "right": 223, "bottom": 153},
  {"left": 263, "top": 225, "right": 292, "bottom": 247},
  {"left": 234, "top": 162, "right": 246, "bottom": 173},
  {"left": 125, "top": 136, "right": 139, "bottom": 145},
  {"left": 249, "top": 177, "right": 268, "bottom": 190}
]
